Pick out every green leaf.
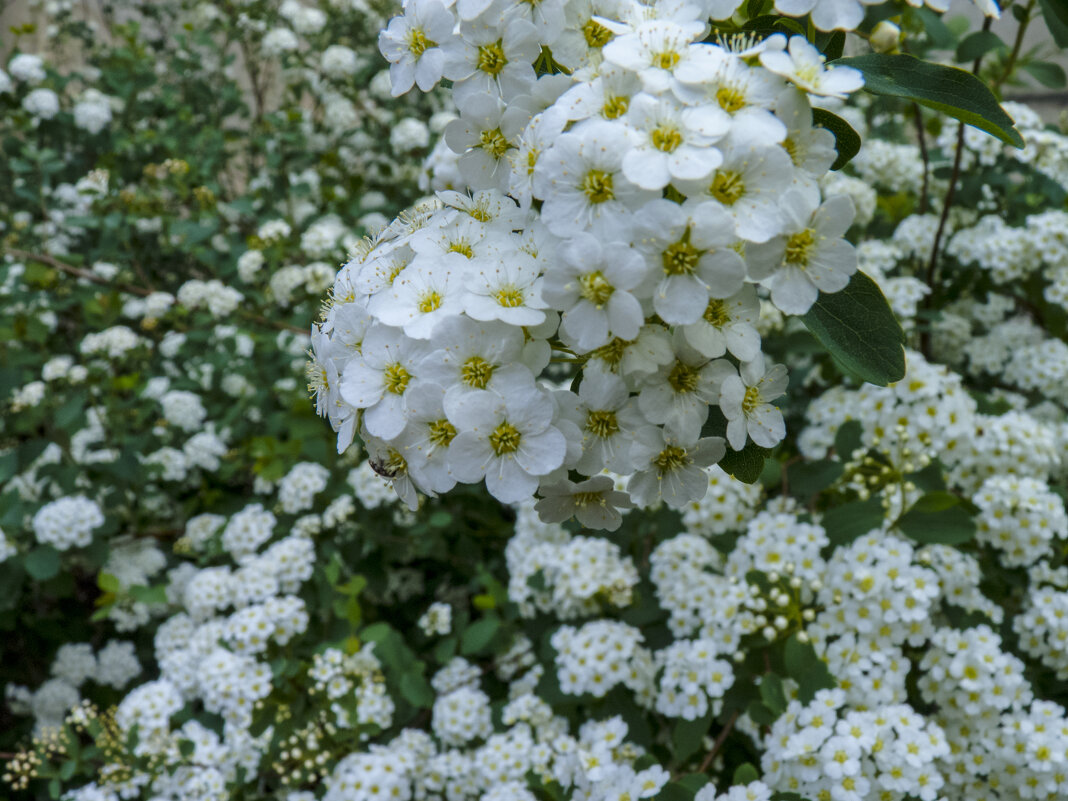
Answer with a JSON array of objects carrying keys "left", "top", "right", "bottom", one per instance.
[
  {"left": 732, "top": 763, "right": 760, "bottom": 785},
  {"left": 835, "top": 53, "right": 1024, "bottom": 148},
  {"left": 671, "top": 709, "right": 713, "bottom": 763},
  {"left": 746, "top": 699, "right": 778, "bottom": 726},
  {"left": 718, "top": 441, "right": 770, "bottom": 484},
  {"left": 97, "top": 572, "right": 121, "bottom": 593},
  {"left": 759, "top": 674, "right": 787, "bottom": 715},
  {"left": 811, "top": 108, "right": 860, "bottom": 171},
  {"left": 1039, "top": 0, "right": 1068, "bottom": 46},
  {"left": 801, "top": 271, "right": 906, "bottom": 386},
  {"left": 399, "top": 670, "right": 434, "bottom": 708},
  {"left": 913, "top": 8, "right": 956, "bottom": 49},
  {"left": 129, "top": 584, "right": 169, "bottom": 605},
  {"left": 833, "top": 420, "right": 863, "bottom": 458},
  {"left": 954, "top": 30, "right": 1006, "bottom": 63},
  {"left": 895, "top": 495, "right": 975, "bottom": 545},
  {"left": 460, "top": 616, "right": 500, "bottom": 655},
  {"left": 1023, "top": 61, "right": 1067, "bottom": 89},
  {"left": 24, "top": 546, "right": 62, "bottom": 581},
  {"left": 788, "top": 459, "right": 843, "bottom": 501},
  {"left": 784, "top": 634, "right": 836, "bottom": 704},
  {"left": 822, "top": 496, "right": 885, "bottom": 546},
  {"left": 0, "top": 450, "right": 16, "bottom": 482}
]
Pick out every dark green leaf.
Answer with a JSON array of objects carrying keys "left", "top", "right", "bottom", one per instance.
[
  {"left": 25, "top": 546, "right": 62, "bottom": 581},
  {"left": 0, "top": 450, "right": 16, "bottom": 482},
  {"left": 788, "top": 459, "right": 843, "bottom": 501},
  {"left": 759, "top": 674, "right": 787, "bottom": 715},
  {"left": 732, "top": 763, "right": 760, "bottom": 785},
  {"left": 811, "top": 109, "right": 861, "bottom": 171},
  {"left": 718, "top": 441, "right": 770, "bottom": 484},
  {"left": 1039, "top": 0, "right": 1068, "bottom": 46},
  {"left": 815, "top": 30, "right": 846, "bottom": 60},
  {"left": 1023, "top": 61, "right": 1067, "bottom": 89},
  {"left": 801, "top": 271, "right": 906, "bottom": 386},
  {"left": 399, "top": 670, "right": 434, "bottom": 708},
  {"left": 746, "top": 699, "right": 778, "bottom": 726},
  {"left": 822, "top": 496, "right": 885, "bottom": 546},
  {"left": 906, "top": 490, "right": 961, "bottom": 513},
  {"left": 835, "top": 53, "right": 1024, "bottom": 148},
  {"left": 833, "top": 420, "right": 863, "bottom": 458},
  {"left": 895, "top": 497, "right": 975, "bottom": 545},
  {"left": 672, "top": 709, "right": 713, "bottom": 763},
  {"left": 784, "top": 634, "right": 836, "bottom": 704},
  {"left": 914, "top": 8, "right": 956, "bottom": 49},
  {"left": 460, "top": 616, "right": 500, "bottom": 655},
  {"left": 130, "top": 584, "right": 169, "bottom": 605},
  {"left": 955, "top": 30, "right": 1006, "bottom": 63}
]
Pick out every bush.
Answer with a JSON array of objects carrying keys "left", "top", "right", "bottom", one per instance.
[{"left": 2, "top": 1, "right": 1068, "bottom": 801}]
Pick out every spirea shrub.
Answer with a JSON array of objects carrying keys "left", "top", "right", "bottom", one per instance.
[{"left": 3, "top": 0, "right": 1068, "bottom": 801}]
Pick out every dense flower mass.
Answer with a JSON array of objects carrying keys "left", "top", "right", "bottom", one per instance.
[
  {"left": 3, "top": 1, "right": 1068, "bottom": 801},
  {"left": 312, "top": 0, "right": 870, "bottom": 519}
]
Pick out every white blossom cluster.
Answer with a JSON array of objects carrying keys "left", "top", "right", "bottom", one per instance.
[{"left": 311, "top": 0, "right": 879, "bottom": 521}]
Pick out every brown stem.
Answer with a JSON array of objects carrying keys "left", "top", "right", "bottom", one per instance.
[
  {"left": 3, "top": 248, "right": 306, "bottom": 334},
  {"left": 697, "top": 709, "right": 740, "bottom": 775},
  {"left": 919, "top": 17, "right": 993, "bottom": 361},
  {"left": 994, "top": 0, "right": 1036, "bottom": 93},
  {"left": 912, "top": 104, "right": 930, "bottom": 216},
  {"left": 4, "top": 247, "right": 154, "bottom": 297}
]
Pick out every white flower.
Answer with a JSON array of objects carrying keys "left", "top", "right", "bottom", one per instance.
[
  {"left": 379, "top": 0, "right": 455, "bottom": 95},
  {"left": 633, "top": 199, "right": 746, "bottom": 325},
  {"left": 8, "top": 53, "right": 45, "bottom": 84},
  {"left": 22, "top": 88, "right": 59, "bottom": 119},
  {"left": 446, "top": 378, "right": 567, "bottom": 503},
  {"left": 638, "top": 354, "right": 735, "bottom": 443},
  {"left": 627, "top": 428, "right": 726, "bottom": 509},
  {"left": 543, "top": 229, "right": 647, "bottom": 351},
  {"left": 719, "top": 356, "right": 788, "bottom": 450},
  {"left": 759, "top": 36, "right": 863, "bottom": 99},
  {"left": 533, "top": 119, "right": 657, "bottom": 237},
  {"left": 367, "top": 259, "right": 466, "bottom": 340},
  {"left": 747, "top": 191, "right": 858, "bottom": 315},
  {"left": 442, "top": 17, "right": 539, "bottom": 104},
  {"left": 535, "top": 476, "right": 634, "bottom": 531},
  {"left": 445, "top": 93, "right": 533, "bottom": 192},
  {"left": 621, "top": 92, "right": 729, "bottom": 190},
  {"left": 338, "top": 324, "right": 433, "bottom": 440},
  {"left": 602, "top": 20, "right": 707, "bottom": 94},
  {"left": 681, "top": 285, "right": 762, "bottom": 361},
  {"left": 462, "top": 246, "right": 549, "bottom": 327},
  {"left": 566, "top": 369, "right": 648, "bottom": 474}
]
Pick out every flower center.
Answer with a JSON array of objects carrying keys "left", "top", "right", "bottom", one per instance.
[
  {"left": 785, "top": 228, "right": 817, "bottom": 266},
  {"left": 495, "top": 287, "right": 525, "bottom": 307},
  {"left": 667, "top": 361, "right": 699, "bottom": 394},
  {"left": 783, "top": 137, "right": 799, "bottom": 165},
  {"left": 407, "top": 28, "right": 435, "bottom": 58},
  {"left": 480, "top": 127, "right": 511, "bottom": 159},
  {"left": 418, "top": 290, "right": 443, "bottom": 314},
  {"left": 654, "top": 444, "right": 689, "bottom": 473},
  {"left": 489, "top": 421, "right": 522, "bottom": 455},
  {"left": 703, "top": 298, "right": 730, "bottom": 327},
  {"left": 592, "top": 337, "right": 628, "bottom": 367},
  {"left": 742, "top": 385, "right": 761, "bottom": 414},
  {"left": 573, "top": 491, "right": 606, "bottom": 507},
  {"left": 715, "top": 86, "right": 746, "bottom": 113},
  {"left": 662, "top": 235, "right": 701, "bottom": 277},
  {"left": 305, "top": 362, "right": 328, "bottom": 395},
  {"left": 582, "top": 18, "right": 613, "bottom": 48},
  {"left": 709, "top": 171, "right": 745, "bottom": 205},
  {"left": 582, "top": 169, "right": 615, "bottom": 204},
  {"left": 653, "top": 50, "right": 680, "bottom": 70},
  {"left": 448, "top": 240, "right": 474, "bottom": 258},
  {"left": 586, "top": 409, "right": 620, "bottom": 438},
  {"left": 428, "top": 418, "right": 457, "bottom": 447},
  {"left": 603, "top": 95, "right": 629, "bottom": 119},
  {"left": 651, "top": 124, "right": 682, "bottom": 153},
  {"left": 477, "top": 41, "right": 507, "bottom": 76},
  {"left": 458, "top": 357, "right": 493, "bottom": 390},
  {"left": 578, "top": 270, "right": 615, "bottom": 307},
  {"left": 383, "top": 362, "right": 411, "bottom": 395}
]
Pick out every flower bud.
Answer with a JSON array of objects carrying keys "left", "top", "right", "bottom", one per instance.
[{"left": 871, "top": 21, "right": 902, "bottom": 54}]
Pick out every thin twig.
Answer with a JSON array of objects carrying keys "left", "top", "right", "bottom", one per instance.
[
  {"left": 919, "top": 17, "right": 993, "bottom": 360},
  {"left": 3, "top": 247, "right": 154, "bottom": 297},
  {"left": 994, "top": 0, "right": 1036, "bottom": 93},
  {"left": 697, "top": 709, "right": 740, "bottom": 775},
  {"left": 912, "top": 104, "right": 930, "bottom": 216}
]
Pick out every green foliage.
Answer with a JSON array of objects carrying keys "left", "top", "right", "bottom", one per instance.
[{"left": 801, "top": 271, "right": 906, "bottom": 386}]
